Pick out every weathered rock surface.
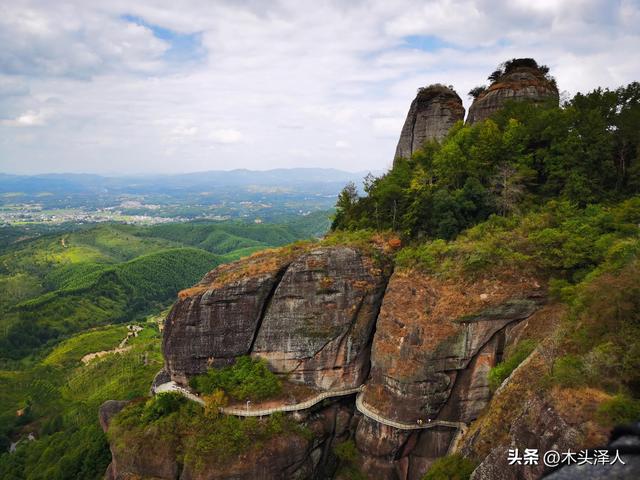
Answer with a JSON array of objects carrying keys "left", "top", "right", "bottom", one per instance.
[
  {"left": 466, "top": 66, "right": 559, "bottom": 124},
  {"left": 353, "top": 415, "right": 460, "bottom": 480},
  {"left": 460, "top": 344, "right": 612, "bottom": 480},
  {"left": 108, "top": 242, "right": 557, "bottom": 480},
  {"left": 162, "top": 251, "right": 292, "bottom": 383},
  {"left": 162, "top": 245, "right": 392, "bottom": 389},
  {"left": 252, "top": 247, "right": 392, "bottom": 389},
  {"left": 394, "top": 84, "right": 465, "bottom": 163},
  {"left": 544, "top": 422, "right": 640, "bottom": 479},
  {"left": 98, "top": 400, "right": 129, "bottom": 432},
  {"left": 466, "top": 393, "right": 581, "bottom": 480},
  {"left": 361, "top": 270, "right": 543, "bottom": 425},
  {"left": 104, "top": 402, "right": 354, "bottom": 480}
]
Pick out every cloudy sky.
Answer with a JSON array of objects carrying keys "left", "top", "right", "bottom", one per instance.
[{"left": 0, "top": 0, "right": 639, "bottom": 175}]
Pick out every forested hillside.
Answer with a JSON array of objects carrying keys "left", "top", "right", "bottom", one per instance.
[
  {"left": 329, "top": 79, "right": 640, "bottom": 478},
  {"left": 333, "top": 81, "right": 640, "bottom": 239},
  {"left": 0, "top": 218, "right": 328, "bottom": 479},
  {"left": 0, "top": 220, "right": 328, "bottom": 360}
]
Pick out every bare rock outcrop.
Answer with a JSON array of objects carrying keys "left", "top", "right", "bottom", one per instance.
[
  {"left": 99, "top": 400, "right": 129, "bottom": 433},
  {"left": 162, "top": 245, "right": 392, "bottom": 389},
  {"left": 394, "top": 84, "right": 465, "bottom": 163},
  {"left": 467, "top": 60, "right": 559, "bottom": 124},
  {"left": 361, "top": 270, "right": 544, "bottom": 426},
  {"left": 459, "top": 340, "right": 612, "bottom": 480},
  {"left": 252, "top": 247, "right": 392, "bottom": 390},
  {"left": 162, "top": 250, "right": 292, "bottom": 384}
]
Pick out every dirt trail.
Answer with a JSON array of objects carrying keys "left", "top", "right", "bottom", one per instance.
[{"left": 80, "top": 325, "right": 143, "bottom": 364}]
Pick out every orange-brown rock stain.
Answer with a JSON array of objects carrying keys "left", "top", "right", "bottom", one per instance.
[{"left": 373, "top": 269, "right": 541, "bottom": 379}]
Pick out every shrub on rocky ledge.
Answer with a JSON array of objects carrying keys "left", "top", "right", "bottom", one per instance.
[
  {"left": 423, "top": 454, "right": 476, "bottom": 480},
  {"left": 189, "top": 356, "right": 282, "bottom": 401},
  {"left": 488, "top": 339, "right": 537, "bottom": 391},
  {"left": 334, "top": 439, "right": 365, "bottom": 480},
  {"left": 109, "top": 397, "right": 311, "bottom": 470},
  {"left": 596, "top": 395, "right": 640, "bottom": 426},
  {"left": 141, "top": 392, "right": 184, "bottom": 423}
]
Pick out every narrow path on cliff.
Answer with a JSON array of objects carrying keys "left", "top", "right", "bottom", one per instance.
[
  {"left": 355, "top": 391, "right": 466, "bottom": 431},
  {"left": 153, "top": 381, "right": 467, "bottom": 432},
  {"left": 154, "top": 381, "right": 362, "bottom": 414}
]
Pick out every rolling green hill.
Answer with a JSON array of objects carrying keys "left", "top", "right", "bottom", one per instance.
[
  {"left": 0, "top": 221, "right": 327, "bottom": 360},
  {"left": 0, "top": 316, "right": 165, "bottom": 479},
  {"left": 0, "top": 218, "right": 327, "bottom": 478}
]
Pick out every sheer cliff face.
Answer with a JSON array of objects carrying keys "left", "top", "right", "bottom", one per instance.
[
  {"left": 362, "top": 271, "right": 543, "bottom": 425},
  {"left": 394, "top": 85, "right": 465, "bottom": 163},
  {"left": 353, "top": 270, "right": 545, "bottom": 479},
  {"left": 251, "top": 247, "right": 391, "bottom": 389},
  {"left": 162, "top": 252, "right": 291, "bottom": 384},
  {"left": 466, "top": 67, "right": 559, "bottom": 124},
  {"left": 162, "top": 245, "right": 393, "bottom": 389},
  {"left": 107, "top": 244, "right": 550, "bottom": 480}
]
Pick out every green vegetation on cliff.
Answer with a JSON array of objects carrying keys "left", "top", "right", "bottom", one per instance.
[
  {"left": 422, "top": 454, "right": 477, "bottom": 480},
  {"left": 0, "top": 219, "right": 322, "bottom": 479},
  {"left": 330, "top": 78, "right": 640, "bottom": 476},
  {"left": 189, "top": 356, "right": 282, "bottom": 401},
  {"left": 334, "top": 439, "right": 366, "bottom": 480},
  {"left": 488, "top": 339, "right": 537, "bottom": 391},
  {"left": 109, "top": 395, "right": 310, "bottom": 472},
  {"left": 332, "top": 82, "right": 640, "bottom": 240}
]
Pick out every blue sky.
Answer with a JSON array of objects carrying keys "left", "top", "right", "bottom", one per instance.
[
  {"left": 121, "top": 15, "right": 206, "bottom": 65},
  {"left": 0, "top": 0, "right": 639, "bottom": 174}
]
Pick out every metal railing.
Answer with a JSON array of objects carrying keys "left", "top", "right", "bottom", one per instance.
[{"left": 154, "top": 381, "right": 467, "bottom": 433}]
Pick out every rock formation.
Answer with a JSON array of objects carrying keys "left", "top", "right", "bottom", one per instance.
[
  {"left": 162, "top": 245, "right": 393, "bottom": 388},
  {"left": 466, "top": 60, "right": 559, "bottom": 124},
  {"left": 394, "top": 84, "right": 465, "bottom": 163},
  {"left": 101, "top": 399, "right": 356, "bottom": 480},
  {"left": 162, "top": 249, "right": 293, "bottom": 384},
  {"left": 251, "top": 247, "right": 391, "bottom": 390},
  {"left": 353, "top": 271, "right": 545, "bottom": 479},
  {"left": 361, "top": 271, "right": 543, "bottom": 426},
  {"left": 103, "top": 60, "right": 576, "bottom": 480},
  {"left": 105, "top": 240, "right": 549, "bottom": 480}
]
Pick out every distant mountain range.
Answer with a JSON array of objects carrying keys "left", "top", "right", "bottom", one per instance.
[{"left": 0, "top": 168, "right": 378, "bottom": 195}]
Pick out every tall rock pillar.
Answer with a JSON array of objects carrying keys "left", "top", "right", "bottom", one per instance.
[
  {"left": 394, "top": 84, "right": 465, "bottom": 164},
  {"left": 467, "top": 60, "right": 559, "bottom": 124}
]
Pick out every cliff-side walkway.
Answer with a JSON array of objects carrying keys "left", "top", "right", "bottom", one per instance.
[
  {"left": 153, "top": 381, "right": 467, "bottom": 433},
  {"left": 154, "top": 381, "right": 362, "bottom": 416},
  {"left": 355, "top": 392, "right": 466, "bottom": 431}
]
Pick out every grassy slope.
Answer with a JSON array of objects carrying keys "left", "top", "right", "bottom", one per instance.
[
  {"left": 0, "top": 314, "right": 164, "bottom": 480},
  {"left": 0, "top": 220, "right": 330, "bottom": 360},
  {"left": 0, "top": 219, "right": 326, "bottom": 479}
]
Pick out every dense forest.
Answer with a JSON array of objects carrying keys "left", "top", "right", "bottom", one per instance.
[
  {"left": 332, "top": 82, "right": 640, "bottom": 240},
  {"left": 0, "top": 220, "right": 326, "bottom": 360}
]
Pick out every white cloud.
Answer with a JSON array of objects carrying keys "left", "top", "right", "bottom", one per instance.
[
  {"left": 1, "top": 109, "right": 49, "bottom": 127},
  {"left": 372, "top": 117, "right": 404, "bottom": 138},
  {"left": 209, "top": 128, "right": 243, "bottom": 144},
  {"left": 0, "top": 0, "right": 638, "bottom": 174}
]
